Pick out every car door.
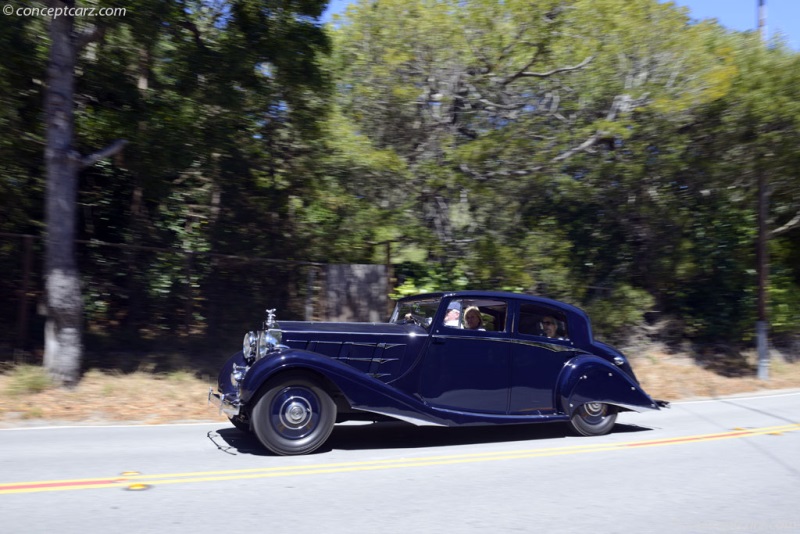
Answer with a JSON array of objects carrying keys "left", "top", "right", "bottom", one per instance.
[
  {"left": 508, "top": 302, "right": 576, "bottom": 415},
  {"left": 418, "top": 299, "right": 511, "bottom": 414}
]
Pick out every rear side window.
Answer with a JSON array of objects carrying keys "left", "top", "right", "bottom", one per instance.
[{"left": 518, "top": 303, "right": 569, "bottom": 340}]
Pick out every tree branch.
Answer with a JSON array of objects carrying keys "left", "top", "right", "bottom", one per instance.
[
  {"left": 478, "top": 98, "right": 522, "bottom": 111},
  {"left": 770, "top": 211, "right": 800, "bottom": 237},
  {"left": 551, "top": 133, "right": 601, "bottom": 163},
  {"left": 518, "top": 55, "right": 594, "bottom": 78},
  {"left": 502, "top": 44, "right": 543, "bottom": 86},
  {"left": 458, "top": 162, "right": 545, "bottom": 181},
  {"left": 547, "top": 92, "right": 627, "bottom": 164},
  {"left": 80, "top": 139, "right": 128, "bottom": 169}
]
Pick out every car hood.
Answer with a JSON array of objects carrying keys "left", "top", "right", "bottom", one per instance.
[
  {"left": 276, "top": 321, "right": 426, "bottom": 382},
  {"left": 279, "top": 321, "right": 414, "bottom": 337},
  {"left": 278, "top": 321, "right": 427, "bottom": 348}
]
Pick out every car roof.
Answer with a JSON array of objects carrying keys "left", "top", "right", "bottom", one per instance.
[{"left": 398, "top": 290, "right": 589, "bottom": 318}]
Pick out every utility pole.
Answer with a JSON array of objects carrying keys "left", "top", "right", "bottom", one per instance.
[{"left": 756, "top": 0, "right": 769, "bottom": 381}]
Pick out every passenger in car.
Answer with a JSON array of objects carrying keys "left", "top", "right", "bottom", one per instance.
[
  {"left": 464, "top": 306, "right": 485, "bottom": 331},
  {"left": 444, "top": 301, "right": 461, "bottom": 327}
]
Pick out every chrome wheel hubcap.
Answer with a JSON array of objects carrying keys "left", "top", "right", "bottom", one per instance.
[
  {"left": 281, "top": 397, "right": 312, "bottom": 428},
  {"left": 583, "top": 402, "right": 605, "bottom": 417}
]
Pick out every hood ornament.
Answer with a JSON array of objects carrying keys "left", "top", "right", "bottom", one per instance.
[{"left": 265, "top": 308, "right": 277, "bottom": 329}]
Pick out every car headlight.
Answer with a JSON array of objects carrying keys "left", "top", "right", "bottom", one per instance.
[
  {"left": 257, "top": 330, "right": 270, "bottom": 359},
  {"left": 255, "top": 329, "right": 283, "bottom": 361},
  {"left": 268, "top": 327, "right": 282, "bottom": 345},
  {"left": 243, "top": 331, "right": 257, "bottom": 358}
]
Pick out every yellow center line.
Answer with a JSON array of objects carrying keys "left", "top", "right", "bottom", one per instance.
[{"left": 2, "top": 423, "right": 798, "bottom": 495}]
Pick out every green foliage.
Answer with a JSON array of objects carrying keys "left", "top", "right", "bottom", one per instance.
[
  {"left": 585, "top": 284, "right": 655, "bottom": 342},
  {"left": 391, "top": 262, "right": 471, "bottom": 299},
  {"left": 328, "top": 0, "right": 800, "bottom": 344},
  {"left": 1, "top": 0, "right": 799, "bottom": 357}
]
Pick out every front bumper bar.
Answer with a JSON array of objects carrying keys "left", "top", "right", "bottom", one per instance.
[{"left": 208, "top": 388, "right": 241, "bottom": 417}]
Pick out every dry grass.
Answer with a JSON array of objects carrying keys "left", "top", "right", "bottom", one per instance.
[
  {"left": 0, "top": 367, "right": 228, "bottom": 426},
  {"left": 0, "top": 347, "right": 798, "bottom": 427},
  {"left": 633, "top": 346, "right": 800, "bottom": 400}
]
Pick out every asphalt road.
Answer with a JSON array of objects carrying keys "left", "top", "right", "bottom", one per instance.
[{"left": 1, "top": 391, "right": 799, "bottom": 534}]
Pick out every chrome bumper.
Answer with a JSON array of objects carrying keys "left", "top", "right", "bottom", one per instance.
[{"left": 208, "top": 388, "right": 241, "bottom": 417}]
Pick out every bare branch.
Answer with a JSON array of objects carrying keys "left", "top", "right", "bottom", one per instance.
[
  {"left": 80, "top": 139, "right": 128, "bottom": 169},
  {"left": 545, "top": 91, "right": 628, "bottom": 164},
  {"left": 551, "top": 133, "right": 601, "bottom": 163},
  {"left": 518, "top": 55, "right": 594, "bottom": 79},
  {"left": 478, "top": 98, "right": 522, "bottom": 111},
  {"left": 503, "top": 44, "right": 544, "bottom": 86},
  {"left": 770, "top": 211, "right": 800, "bottom": 237}
]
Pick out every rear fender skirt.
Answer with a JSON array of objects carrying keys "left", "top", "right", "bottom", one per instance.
[{"left": 558, "top": 356, "right": 660, "bottom": 416}]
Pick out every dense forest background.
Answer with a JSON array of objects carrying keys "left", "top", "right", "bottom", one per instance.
[{"left": 1, "top": 0, "right": 799, "bottom": 382}]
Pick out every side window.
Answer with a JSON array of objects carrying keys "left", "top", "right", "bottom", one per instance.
[
  {"left": 444, "top": 299, "right": 508, "bottom": 332},
  {"left": 518, "top": 304, "right": 569, "bottom": 340}
]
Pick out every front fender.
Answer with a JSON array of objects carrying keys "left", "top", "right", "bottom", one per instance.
[
  {"left": 558, "top": 355, "right": 660, "bottom": 416},
  {"left": 238, "top": 348, "right": 447, "bottom": 425},
  {"left": 240, "top": 348, "right": 349, "bottom": 402},
  {"left": 217, "top": 350, "right": 246, "bottom": 396}
]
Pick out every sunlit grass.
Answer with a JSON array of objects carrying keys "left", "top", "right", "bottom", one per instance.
[
  {"left": 162, "top": 370, "right": 196, "bottom": 383},
  {"left": 3, "top": 365, "right": 54, "bottom": 396}
]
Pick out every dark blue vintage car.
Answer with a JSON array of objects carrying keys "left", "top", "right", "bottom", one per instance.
[{"left": 208, "top": 291, "right": 667, "bottom": 455}]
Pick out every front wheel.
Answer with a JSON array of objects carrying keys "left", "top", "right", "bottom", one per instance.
[
  {"left": 568, "top": 403, "right": 617, "bottom": 436},
  {"left": 251, "top": 375, "right": 336, "bottom": 455}
]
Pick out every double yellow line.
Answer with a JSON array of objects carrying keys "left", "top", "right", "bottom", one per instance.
[{"left": 2, "top": 423, "right": 798, "bottom": 495}]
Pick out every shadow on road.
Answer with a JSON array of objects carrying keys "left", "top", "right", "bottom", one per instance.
[
  {"left": 207, "top": 428, "right": 272, "bottom": 456},
  {"left": 208, "top": 421, "right": 653, "bottom": 456}
]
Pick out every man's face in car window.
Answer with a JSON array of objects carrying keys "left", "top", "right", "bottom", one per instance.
[{"left": 542, "top": 316, "right": 558, "bottom": 338}]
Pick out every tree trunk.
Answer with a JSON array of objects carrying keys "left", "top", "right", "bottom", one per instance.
[{"left": 44, "top": 4, "right": 82, "bottom": 386}]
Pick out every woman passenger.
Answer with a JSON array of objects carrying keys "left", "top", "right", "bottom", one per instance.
[{"left": 464, "top": 306, "right": 485, "bottom": 331}]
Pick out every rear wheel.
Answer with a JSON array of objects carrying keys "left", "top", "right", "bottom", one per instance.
[
  {"left": 568, "top": 402, "right": 617, "bottom": 436},
  {"left": 251, "top": 374, "right": 336, "bottom": 455}
]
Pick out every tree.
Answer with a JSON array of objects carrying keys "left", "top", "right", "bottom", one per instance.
[
  {"left": 38, "top": 0, "right": 331, "bottom": 383},
  {"left": 324, "top": 0, "right": 800, "bottom": 346},
  {"left": 43, "top": 1, "right": 127, "bottom": 385},
  {"left": 328, "top": 1, "right": 735, "bottom": 296}
]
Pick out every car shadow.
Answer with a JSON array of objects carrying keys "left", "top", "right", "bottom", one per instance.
[
  {"left": 208, "top": 421, "right": 653, "bottom": 456},
  {"left": 326, "top": 421, "right": 652, "bottom": 451},
  {"left": 207, "top": 428, "right": 273, "bottom": 456}
]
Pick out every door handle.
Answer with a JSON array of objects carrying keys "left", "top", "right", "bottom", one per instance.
[{"left": 432, "top": 337, "right": 445, "bottom": 345}]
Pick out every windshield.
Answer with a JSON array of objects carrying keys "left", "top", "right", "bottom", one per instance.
[{"left": 390, "top": 296, "right": 442, "bottom": 330}]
